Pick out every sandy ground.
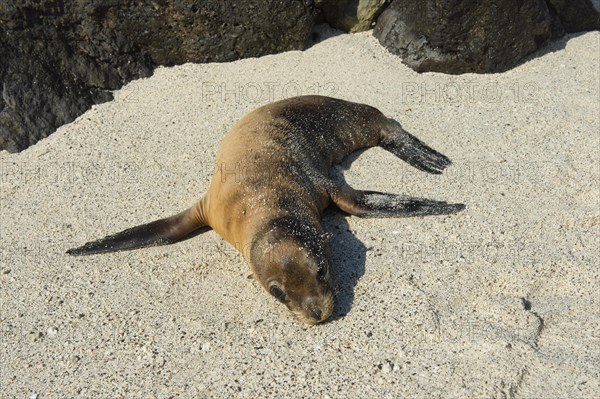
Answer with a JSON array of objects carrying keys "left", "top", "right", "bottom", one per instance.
[{"left": 1, "top": 26, "right": 599, "bottom": 398}]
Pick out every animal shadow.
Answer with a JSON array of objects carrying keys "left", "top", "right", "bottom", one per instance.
[
  {"left": 322, "top": 210, "right": 367, "bottom": 321},
  {"left": 322, "top": 148, "right": 371, "bottom": 321}
]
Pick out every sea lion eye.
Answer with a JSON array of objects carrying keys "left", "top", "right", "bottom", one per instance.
[{"left": 269, "top": 285, "right": 286, "bottom": 302}]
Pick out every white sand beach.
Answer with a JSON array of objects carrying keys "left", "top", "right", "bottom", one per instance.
[{"left": 1, "top": 27, "right": 599, "bottom": 398}]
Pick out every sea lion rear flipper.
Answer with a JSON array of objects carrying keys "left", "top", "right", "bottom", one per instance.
[
  {"left": 380, "top": 120, "right": 452, "bottom": 175},
  {"left": 66, "top": 200, "right": 209, "bottom": 256},
  {"left": 330, "top": 187, "right": 465, "bottom": 218}
]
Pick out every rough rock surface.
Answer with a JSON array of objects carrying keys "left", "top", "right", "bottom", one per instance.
[
  {"left": 318, "top": 0, "right": 389, "bottom": 32},
  {"left": 548, "top": 0, "right": 600, "bottom": 31},
  {"left": 0, "top": 1, "right": 316, "bottom": 152},
  {"left": 374, "top": 0, "right": 600, "bottom": 74}
]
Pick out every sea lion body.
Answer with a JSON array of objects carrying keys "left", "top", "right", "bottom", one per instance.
[
  {"left": 203, "top": 96, "right": 381, "bottom": 244},
  {"left": 68, "top": 96, "right": 464, "bottom": 324}
]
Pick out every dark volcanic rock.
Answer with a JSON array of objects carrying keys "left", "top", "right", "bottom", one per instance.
[
  {"left": 317, "top": 0, "right": 389, "bottom": 32},
  {"left": 0, "top": 1, "right": 316, "bottom": 152},
  {"left": 374, "top": 0, "right": 600, "bottom": 74},
  {"left": 547, "top": 0, "right": 600, "bottom": 32}
]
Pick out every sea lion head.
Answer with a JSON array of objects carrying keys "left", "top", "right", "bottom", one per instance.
[{"left": 251, "top": 216, "right": 334, "bottom": 325}]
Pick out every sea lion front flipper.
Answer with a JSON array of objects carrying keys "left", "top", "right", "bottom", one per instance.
[
  {"left": 329, "top": 187, "right": 465, "bottom": 218},
  {"left": 66, "top": 199, "right": 209, "bottom": 256},
  {"left": 380, "top": 120, "right": 452, "bottom": 175}
]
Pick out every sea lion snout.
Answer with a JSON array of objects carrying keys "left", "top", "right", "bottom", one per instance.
[
  {"left": 267, "top": 272, "right": 334, "bottom": 325},
  {"left": 310, "top": 309, "right": 322, "bottom": 321},
  {"left": 262, "top": 278, "right": 333, "bottom": 325},
  {"left": 302, "top": 293, "right": 334, "bottom": 324}
]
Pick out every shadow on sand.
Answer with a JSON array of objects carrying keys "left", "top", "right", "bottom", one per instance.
[{"left": 321, "top": 149, "right": 371, "bottom": 322}]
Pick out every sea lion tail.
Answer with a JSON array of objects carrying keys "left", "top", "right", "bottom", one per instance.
[{"left": 66, "top": 199, "right": 209, "bottom": 256}]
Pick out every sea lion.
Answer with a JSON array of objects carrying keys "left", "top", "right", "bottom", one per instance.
[{"left": 67, "top": 95, "right": 464, "bottom": 325}]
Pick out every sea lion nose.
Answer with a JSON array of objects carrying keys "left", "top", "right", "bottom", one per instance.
[{"left": 309, "top": 309, "right": 322, "bottom": 321}]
